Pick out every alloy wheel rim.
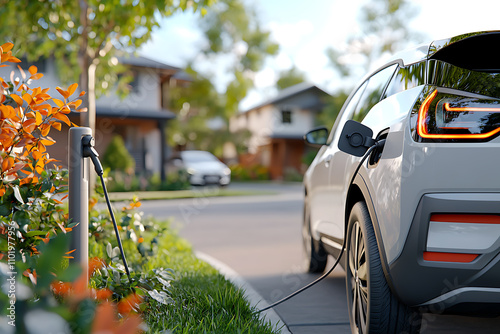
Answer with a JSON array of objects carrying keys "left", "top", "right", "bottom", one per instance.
[{"left": 348, "top": 221, "right": 368, "bottom": 334}]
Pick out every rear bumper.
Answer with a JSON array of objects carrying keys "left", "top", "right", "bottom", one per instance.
[
  {"left": 189, "top": 174, "right": 231, "bottom": 186},
  {"left": 389, "top": 193, "right": 500, "bottom": 311}
]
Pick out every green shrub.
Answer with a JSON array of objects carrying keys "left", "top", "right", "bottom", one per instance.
[
  {"left": 104, "top": 170, "right": 191, "bottom": 192},
  {"left": 302, "top": 149, "right": 319, "bottom": 166},
  {"left": 101, "top": 135, "right": 136, "bottom": 173},
  {"left": 230, "top": 164, "right": 270, "bottom": 181},
  {"left": 283, "top": 167, "right": 303, "bottom": 182}
]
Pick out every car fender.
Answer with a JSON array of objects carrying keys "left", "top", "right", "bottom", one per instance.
[{"left": 348, "top": 172, "right": 400, "bottom": 299}]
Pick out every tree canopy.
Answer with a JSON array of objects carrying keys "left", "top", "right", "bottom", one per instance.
[
  {"left": 167, "top": 0, "right": 279, "bottom": 155},
  {"left": 276, "top": 66, "right": 306, "bottom": 91},
  {"left": 326, "top": 0, "right": 421, "bottom": 79},
  {"left": 196, "top": 0, "right": 279, "bottom": 118},
  {"left": 0, "top": 0, "right": 213, "bottom": 131},
  {"left": 320, "top": 0, "right": 422, "bottom": 127}
]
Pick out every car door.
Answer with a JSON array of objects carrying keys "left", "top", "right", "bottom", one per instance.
[
  {"left": 310, "top": 64, "right": 398, "bottom": 248},
  {"left": 308, "top": 81, "right": 367, "bottom": 247}
]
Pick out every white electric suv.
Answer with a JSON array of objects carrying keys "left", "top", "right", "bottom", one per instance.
[{"left": 303, "top": 31, "right": 500, "bottom": 333}]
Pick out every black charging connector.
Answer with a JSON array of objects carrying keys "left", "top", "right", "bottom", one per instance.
[
  {"left": 82, "top": 135, "right": 103, "bottom": 176},
  {"left": 82, "top": 135, "right": 131, "bottom": 282},
  {"left": 255, "top": 141, "right": 380, "bottom": 314}
]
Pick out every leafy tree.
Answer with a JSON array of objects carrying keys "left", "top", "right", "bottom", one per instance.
[
  {"left": 167, "top": 0, "right": 279, "bottom": 154},
  {"left": 0, "top": 0, "right": 212, "bottom": 134},
  {"left": 198, "top": 0, "right": 279, "bottom": 118},
  {"left": 276, "top": 66, "right": 306, "bottom": 90},
  {"left": 198, "top": 0, "right": 279, "bottom": 116},
  {"left": 322, "top": 0, "right": 422, "bottom": 128},
  {"left": 326, "top": 0, "right": 422, "bottom": 78},
  {"left": 317, "top": 90, "right": 350, "bottom": 129}
]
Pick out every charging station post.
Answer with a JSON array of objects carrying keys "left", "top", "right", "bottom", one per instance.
[{"left": 68, "top": 127, "right": 92, "bottom": 280}]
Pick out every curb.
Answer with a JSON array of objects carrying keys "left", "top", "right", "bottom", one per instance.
[{"left": 196, "top": 252, "right": 292, "bottom": 334}]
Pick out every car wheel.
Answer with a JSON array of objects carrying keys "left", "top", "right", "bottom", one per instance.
[
  {"left": 346, "top": 201, "right": 421, "bottom": 334},
  {"left": 302, "top": 202, "right": 328, "bottom": 273}
]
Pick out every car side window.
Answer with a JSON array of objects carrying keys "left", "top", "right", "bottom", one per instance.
[
  {"left": 383, "top": 62, "right": 425, "bottom": 99},
  {"left": 351, "top": 64, "right": 398, "bottom": 122},
  {"left": 328, "top": 81, "right": 368, "bottom": 143}
]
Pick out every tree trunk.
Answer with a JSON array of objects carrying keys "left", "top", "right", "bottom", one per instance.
[
  {"left": 78, "top": 0, "right": 89, "bottom": 128},
  {"left": 78, "top": 0, "right": 97, "bottom": 193}
]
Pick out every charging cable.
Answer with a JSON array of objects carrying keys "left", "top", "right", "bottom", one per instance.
[
  {"left": 81, "top": 133, "right": 384, "bottom": 308},
  {"left": 256, "top": 140, "right": 384, "bottom": 314},
  {"left": 82, "top": 135, "right": 132, "bottom": 282}
]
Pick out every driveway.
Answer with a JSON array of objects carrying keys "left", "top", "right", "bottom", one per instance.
[{"left": 138, "top": 182, "right": 500, "bottom": 333}]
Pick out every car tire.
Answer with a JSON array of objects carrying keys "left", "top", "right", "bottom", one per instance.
[
  {"left": 346, "top": 201, "right": 421, "bottom": 334},
  {"left": 302, "top": 202, "right": 328, "bottom": 273}
]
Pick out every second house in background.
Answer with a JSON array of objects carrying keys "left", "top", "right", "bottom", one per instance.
[
  {"left": 230, "top": 82, "right": 331, "bottom": 180},
  {"left": 31, "top": 55, "right": 190, "bottom": 182}
]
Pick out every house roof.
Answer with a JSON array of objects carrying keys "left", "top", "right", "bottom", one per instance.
[
  {"left": 241, "top": 82, "right": 330, "bottom": 114},
  {"left": 118, "top": 55, "right": 192, "bottom": 82},
  {"left": 96, "top": 106, "right": 176, "bottom": 120},
  {"left": 118, "top": 55, "right": 180, "bottom": 72}
]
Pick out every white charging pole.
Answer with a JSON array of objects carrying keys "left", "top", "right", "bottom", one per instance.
[{"left": 68, "top": 127, "right": 92, "bottom": 280}]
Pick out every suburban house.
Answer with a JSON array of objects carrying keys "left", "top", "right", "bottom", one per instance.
[
  {"left": 1, "top": 55, "right": 187, "bottom": 181},
  {"left": 230, "top": 82, "right": 331, "bottom": 180}
]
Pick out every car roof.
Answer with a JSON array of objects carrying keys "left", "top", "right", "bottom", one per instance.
[
  {"left": 383, "top": 30, "right": 500, "bottom": 68},
  {"left": 181, "top": 150, "right": 216, "bottom": 158}
]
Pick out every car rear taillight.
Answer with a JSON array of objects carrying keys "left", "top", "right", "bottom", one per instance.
[{"left": 416, "top": 89, "right": 500, "bottom": 141}]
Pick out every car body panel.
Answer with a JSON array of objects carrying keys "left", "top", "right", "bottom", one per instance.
[{"left": 360, "top": 86, "right": 424, "bottom": 263}]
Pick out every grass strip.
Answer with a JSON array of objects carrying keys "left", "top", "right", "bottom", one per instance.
[
  {"left": 144, "top": 227, "right": 281, "bottom": 333},
  {"left": 108, "top": 188, "right": 275, "bottom": 201},
  {"left": 145, "top": 273, "right": 281, "bottom": 333},
  {"left": 89, "top": 215, "right": 282, "bottom": 333}
]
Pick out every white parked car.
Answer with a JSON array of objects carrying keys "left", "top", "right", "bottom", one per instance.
[{"left": 180, "top": 150, "right": 231, "bottom": 186}]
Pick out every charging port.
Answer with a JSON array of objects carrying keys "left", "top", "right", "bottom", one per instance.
[{"left": 369, "top": 128, "right": 389, "bottom": 166}]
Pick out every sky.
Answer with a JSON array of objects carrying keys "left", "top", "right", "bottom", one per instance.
[{"left": 140, "top": 0, "right": 500, "bottom": 110}]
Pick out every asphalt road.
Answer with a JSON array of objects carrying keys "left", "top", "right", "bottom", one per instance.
[{"left": 138, "top": 182, "right": 500, "bottom": 334}]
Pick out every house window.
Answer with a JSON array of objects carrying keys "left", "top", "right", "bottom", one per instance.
[
  {"left": 19, "top": 57, "right": 46, "bottom": 72},
  {"left": 281, "top": 108, "right": 292, "bottom": 124},
  {"left": 128, "top": 70, "right": 140, "bottom": 93}
]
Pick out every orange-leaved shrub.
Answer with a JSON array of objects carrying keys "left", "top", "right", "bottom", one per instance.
[
  {"left": 0, "top": 43, "right": 144, "bottom": 333},
  {"left": 0, "top": 42, "right": 86, "bottom": 196}
]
